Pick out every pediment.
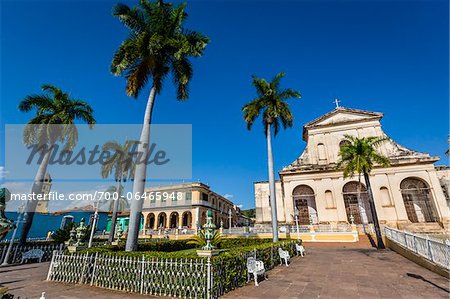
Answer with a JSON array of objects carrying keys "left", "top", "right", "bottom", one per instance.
[{"left": 304, "top": 107, "right": 383, "bottom": 128}]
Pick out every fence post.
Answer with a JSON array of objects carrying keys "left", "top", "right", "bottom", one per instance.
[
  {"left": 90, "top": 252, "right": 99, "bottom": 286},
  {"left": 79, "top": 252, "right": 90, "bottom": 284},
  {"left": 426, "top": 236, "right": 434, "bottom": 262},
  {"left": 12, "top": 244, "right": 19, "bottom": 264},
  {"left": 207, "top": 257, "right": 212, "bottom": 299},
  {"left": 140, "top": 255, "right": 145, "bottom": 294},
  {"left": 413, "top": 235, "right": 418, "bottom": 254},
  {"left": 46, "top": 250, "right": 58, "bottom": 281}
]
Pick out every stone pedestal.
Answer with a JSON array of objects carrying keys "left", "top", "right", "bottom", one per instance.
[
  {"left": 196, "top": 249, "right": 219, "bottom": 257},
  {"left": 67, "top": 245, "right": 86, "bottom": 253}
]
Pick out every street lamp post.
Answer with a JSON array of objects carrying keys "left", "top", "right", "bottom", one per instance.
[
  {"left": 1, "top": 204, "right": 25, "bottom": 266},
  {"left": 88, "top": 198, "right": 100, "bottom": 248},
  {"left": 294, "top": 206, "right": 300, "bottom": 241}
]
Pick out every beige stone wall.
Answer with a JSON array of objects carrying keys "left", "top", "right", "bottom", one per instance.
[
  {"left": 256, "top": 164, "right": 450, "bottom": 228},
  {"left": 254, "top": 181, "right": 284, "bottom": 224},
  {"left": 141, "top": 182, "right": 243, "bottom": 230},
  {"left": 436, "top": 167, "right": 450, "bottom": 208},
  {"left": 255, "top": 108, "right": 450, "bottom": 229}
]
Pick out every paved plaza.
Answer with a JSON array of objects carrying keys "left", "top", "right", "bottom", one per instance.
[
  {"left": 223, "top": 244, "right": 449, "bottom": 299},
  {"left": 1, "top": 244, "right": 448, "bottom": 299}
]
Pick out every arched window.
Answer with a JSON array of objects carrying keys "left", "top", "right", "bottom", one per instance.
[
  {"left": 325, "top": 190, "right": 335, "bottom": 208},
  {"left": 169, "top": 212, "right": 179, "bottom": 228},
  {"left": 146, "top": 213, "right": 155, "bottom": 229},
  {"left": 182, "top": 211, "right": 192, "bottom": 228},
  {"left": 317, "top": 143, "right": 327, "bottom": 162},
  {"left": 157, "top": 212, "right": 167, "bottom": 228},
  {"left": 342, "top": 181, "right": 373, "bottom": 224},
  {"left": 400, "top": 178, "right": 437, "bottom": 223},
  {"left": 293, "top": 185, "right": 318, "bottom": 224},
  {"left": 379, "top": 187, "right": 392, "bottom": 207}
]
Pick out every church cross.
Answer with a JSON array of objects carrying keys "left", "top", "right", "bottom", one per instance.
[{"left": 333, "top": 98, "right": 341, "bottom": 108}]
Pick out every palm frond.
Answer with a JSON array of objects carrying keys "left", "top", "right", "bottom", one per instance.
[{"left": 244, "top": 72, "right": 300, "bottom": 137}]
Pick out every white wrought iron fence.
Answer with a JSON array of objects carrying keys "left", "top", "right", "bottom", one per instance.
[
  {"left": 0, "top": 243, "right": 64, "bottom": 265},
  {"left": 47, "top": 252, "right": 210, "bottom": 298},
  {"left": 384, "top": 227, "right": 450, "bottom": 270},
  {"left": 47, "top": 241, "right": 298, "bottom": 298}
]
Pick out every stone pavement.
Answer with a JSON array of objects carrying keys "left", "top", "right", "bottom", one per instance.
[
  {"left": 1, "top": 244, "right": 449, "bottom": 299},
  {"left": 0, "top": 262, "right": 152, "bottom": 299},
  {"left": 222, "top": 244, "right": 450, "bottom": 299}
]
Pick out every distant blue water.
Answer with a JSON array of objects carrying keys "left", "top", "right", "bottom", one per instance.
[{"left": 4, "top": 211, "right": 109, "bottom": 240}]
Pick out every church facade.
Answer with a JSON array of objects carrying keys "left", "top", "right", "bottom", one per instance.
[{"left": 255, "top": 107, "right": 450, "bottom": 232}]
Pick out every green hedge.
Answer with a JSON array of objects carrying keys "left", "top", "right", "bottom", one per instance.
[
  {"left": 80, "top": 238, "right": 275, "bottom": 256},
  {"left": 212, "top": 240, "right": 297, "bottom": 296}
]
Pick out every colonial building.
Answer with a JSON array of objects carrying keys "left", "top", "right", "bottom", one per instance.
[
  {"left": 255, "top": 107, "right": 450, "bottom": 232},
  {"left": 141, "top": 182, "right": 244, "bottom": 230}
]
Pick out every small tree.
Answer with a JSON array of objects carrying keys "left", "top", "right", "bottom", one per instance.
[
  {"left": 337, "top": 135, "right": 390, "bottom": 249},
  {"left": 101, "top": 140, "right": 136, "bottom": 243}
]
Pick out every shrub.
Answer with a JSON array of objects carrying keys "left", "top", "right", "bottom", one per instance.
[
  {"left": 187, "top": 231, "right": 222, "bottom": 248},
  {"left": 212, "top": 240, "right": 297, "bottom": 296}
]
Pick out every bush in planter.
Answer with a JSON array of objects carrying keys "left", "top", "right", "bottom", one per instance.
[{"left": 187, "top": 230, "right": 222, "bottom": 248}]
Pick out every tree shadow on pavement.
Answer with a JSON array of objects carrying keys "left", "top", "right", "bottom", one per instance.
[{"left": 407, "top": 273, "right": 449, "bottom": 293}]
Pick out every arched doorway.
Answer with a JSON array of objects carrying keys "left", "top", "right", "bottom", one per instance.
[
  {"left": 157, "top": 212, "right": 167, "bottom": 228},
  {"left": 182, "top": 211, "right": 192, "bottom": 227},
  {"left": 292, "top": 185, "right": 318, "bottom": 224},
  {"left": 169, "top": 212, "right": 179, "bottom": 228},
  {"left": 400, "top": 178, "right": 437, "bottom": 223},
  {"left": 146, "top": 213, "right": 155, "bottom": 229},
  {"left": 342, "top": 181, "right": 373, "bottom": 224},
  {"left": 201, "top": 211, "right": 207, "bottom": 226},
  {"left": 342, "top": 182, "right": 373, "bottom": 224}
]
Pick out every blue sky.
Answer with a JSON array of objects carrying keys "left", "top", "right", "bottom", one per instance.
[{"left": 1, "top": 0, "right": 448, "bottom": 210}]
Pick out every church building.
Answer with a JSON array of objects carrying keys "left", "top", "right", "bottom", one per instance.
[{"left": 254, "top": 106, "right": 449, "bottom": 232}]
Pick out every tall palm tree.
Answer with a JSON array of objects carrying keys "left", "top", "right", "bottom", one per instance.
[
  {"left": 102, "top": 185, "right": 129, "bottom": 213},
  {"left": 111, "top": 0, "right": 209, "bottom": 251},
  {"left": 101, "top": 140, "right": 136, "bottom": 243},
  {"left": 18, "top": 84, "right": 95, "bottom": 245},
  {"left": 242, "top": 72, "right": 301, "bottom": 242},
  {"left": 337, "top": 135, "right": 390, "bottom": 249}
]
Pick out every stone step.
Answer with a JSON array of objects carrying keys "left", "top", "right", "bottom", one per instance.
[{"left": 397, "top": 222, "right": 445, "bottom": 234}]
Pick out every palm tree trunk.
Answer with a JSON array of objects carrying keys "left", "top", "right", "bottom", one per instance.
[
  {"left": 363, "top": 171, "right": 385, "bottom": 249},
  {"left": 108, "top": 181, "right": 122, "bottom": 243},
  {"left": 19, "top": 144, "right": 53, "bottom": 246},
  {"left": 266, "top": 123, "right": 279, "bottom": 242},
  {"left": 125, "top": 86, "right": 156, "bottom": 251},
  {"left": 356, "top": 174, "right": 365, "bottom": 227}
]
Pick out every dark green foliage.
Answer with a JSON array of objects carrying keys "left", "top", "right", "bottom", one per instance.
[
  {"left": 337, "top": 135, "right": 390, "bottom": 177},
  {"left": 51, "top": 222, "right": 91, "bottom": 244},
  {"left": 111, "top": 0, "right": 209, "bottom": 98},
  {"left": 187, "top": 230, "right": 222, "bottom": 248},
  {"left": 51, "top": 222, "right": 75, "bottom": 243},
  {"left": 240, "top": 209, "right": 256, "bottom": 218},
  {"left": 242, "top": 72, "right": 301, "bottom": 136},
  {"left": 212, "top": 240, "right": 297, "bottom": 295},
  {"left": 81, "top": 239, "right": 196, "bottom": 254}
]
